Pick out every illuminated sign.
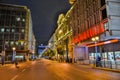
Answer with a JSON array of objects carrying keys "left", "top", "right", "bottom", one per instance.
[{"left": 73, "top": 21, "right": 107, "bottom": 43}]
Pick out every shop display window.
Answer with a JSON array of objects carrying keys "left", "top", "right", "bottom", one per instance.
[
  {"left": 89, "top": 53, "right": 95, "bottom": 60},
  {"left": 108, "top": 52, "right": 114, "bottom": 61},
  {"left": 89, "top": 53, "right": 100, "bottom": 60},
  {"left": 102, "top": 52, "right": 107, "bottom": 60},
  {"left": 115, "top": 51, "right": 120, "bottom": 60}
]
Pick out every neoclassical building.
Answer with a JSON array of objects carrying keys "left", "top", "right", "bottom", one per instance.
[{"left": 50, "top": 12, "right": 73, "bottom": 62}]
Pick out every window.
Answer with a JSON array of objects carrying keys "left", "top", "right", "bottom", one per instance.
[
  {"left": 10, "top": 34, "right": 14, "bottom": 39},
  {"left": 15, "top": 28, "right": 19, "bottom": 32},
  {"left": 21, "top": 41, "right": 24, "bottom": 46},
  {"left": 0, "top": 46, "right": 2, "bottom": 50},
  {"left": 104, "top": 22, "right": 108, "bottom": 30},
  {"left": 21, "top": 34, "right": 25, "bottom": 39},
  {"left": 115, "top": 51, "right": 120, "bottom": 60},
  {"left": 15, "top": 41, "right": 18, "bottom": 45},
  {"left": 15, "top": 34, "right": 19, "bottom": 40},
  {"left": 10, "top": 41, "right": 14, "bottom": 45},
  {"left": 1, "top": 28, "right": 5, "bottom": 32},
  {"left": 101, "top": 8, "right": 107, "bottom": 20},
  {"left": 108, "top": 52, "right": 114, "bottom": 61},
  {"left": 16, "top": 17, "right": 21, "bottom": 21},
  {"left": 101, "top": 0, "right": 106, "bottom": 7},
  {"left": 21, "top": 29, "right": 25, "bottom": 33},
  {"left": 4, "top": 34, "right": 9, "bottom": 39},
  {"left": 22, "top": 18, "right": 25, "bottom": 22},
  {"left": 6, "top": 28, "right": 10, "bottom": 32},
  {"left": 11, "top": 29, "right": 15, "bottom": 32},
  {"left": 0, "top": 34, "right": 3, "bottom": 39},
  {"left": 5, "top": 41, "right": 9, "bottom": 45}
]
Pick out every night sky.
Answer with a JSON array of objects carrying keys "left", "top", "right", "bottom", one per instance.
[{"left": 1, "top": 0, "right": 71, "bottom": 45}]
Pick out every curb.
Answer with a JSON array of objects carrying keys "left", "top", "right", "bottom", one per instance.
[
  {"left": 0, "top": 64, "right": 12, "bottom": 67},
  {"left": 77, "top": 64, "right": 120, "bottom": 73},
  {"left": 92, "top": 67, "right": 120, "bottom": 73}
]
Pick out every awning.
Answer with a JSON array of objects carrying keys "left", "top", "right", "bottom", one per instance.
[{"left": 87, "top": 39, "right": 119, "bottom": 47}]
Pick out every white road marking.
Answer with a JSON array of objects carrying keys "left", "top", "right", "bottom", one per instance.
[
  {"left": 11, "top": 75, "right": 18, "bottom": 80},
  {"left": 10, "top": 69, "right": 26, "bottom": 80},
  {"left": 22, "top": 69, "right": 26, "bottom": 72}
]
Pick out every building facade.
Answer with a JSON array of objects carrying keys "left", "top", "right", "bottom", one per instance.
[
  {"left": 28, "top": 10, "right": 36, "bottom": 60},
  {"left": 0, "top": 3, "right": 35, "bottom": 61},
  {"left": 69, "top": 0, "right": 120, "bottom": 69},
  {"left": 53, "top": 12, "right": 73, "bottom": 62}
]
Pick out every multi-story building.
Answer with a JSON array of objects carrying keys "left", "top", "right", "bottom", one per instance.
[
  {"left": 69, "top": 0, "right": 120, "bottom": 69},
  {"left": 0, "top": 3, "right": 35, "bottom": 61},
  {"left": 53, "top": 12, "right": 73, "bottom": 62},
  {"left": 28, "top": 11, "right": 36, "bottom": 60}
]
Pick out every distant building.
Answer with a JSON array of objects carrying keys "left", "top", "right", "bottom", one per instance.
[
  {"left": 37, "top": 45, "right": 46, "bottom": 57},
  {"left": 0, "top": 3, "right": 35, "bottom": 61}
]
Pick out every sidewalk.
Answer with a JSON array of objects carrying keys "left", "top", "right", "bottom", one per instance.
[
  {"left": 0, "top": 61, "right": 26, "bottom": 68},
  {"left": 93, "top": 66, "right": 120, "bottom": 73},
  {"left": 52, "top": 59, "right": 120, "bottom": 73},
  {"left": 78, "top": 63, "right": 120, "bottom": 73},
  {"left": 0, "top": 63, "right": 12, "bottom": 67},
  {"left": 73, "top": 60, "right": 120, "bottom": 73},
  {"left": 44, "top": 58, "right": 120, "bottom": 73}
]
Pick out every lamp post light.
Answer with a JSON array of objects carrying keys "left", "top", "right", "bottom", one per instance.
[
  {"left": 92, "top": 36, "right": 99, "bottom": 67},
  {"left": 12, "top": 47, "right": 16, "bottom": 62},
  {"left": 59, "top": 29, "right": 62, "bottom": 34}
]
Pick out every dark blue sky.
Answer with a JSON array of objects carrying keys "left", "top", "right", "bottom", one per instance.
[{"left": 1, "top": 0, "right": 71, "bottom": 45}]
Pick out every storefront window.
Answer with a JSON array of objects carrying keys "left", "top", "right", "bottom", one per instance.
[
  {"left": 115, "top": 51, "right": 120, "bottom": 60},
  {"left": 89, "top": 53, "right": 95, "bottom": 60},
  {"left": 108, "top": 52, "right": 114, "bottom": 61},
  {"left": 102, "top": 52, "right": 107, "bottom": 60},
  {"left": 89, "top": 52, "right": 101, "bottom": 60}
]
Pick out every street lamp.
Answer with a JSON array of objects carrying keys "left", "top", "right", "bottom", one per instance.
[
  {"left": 59, "top": 29, "right": 62, "bottom": 34},
  {"left": 12, "top": 47, "right": 16, "bottom": 62},
  {"left": 92, "top": 36, "right": 99, "bottom": 67}
]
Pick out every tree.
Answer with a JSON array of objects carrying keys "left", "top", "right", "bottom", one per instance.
[
  {"left": 42, "top": 48, "right": 55, "bottom": 59},
  {"left": 49, "top": 49, "right": 55, "bottom": 57},
  {"left": 57, "top": 45, "right": 64, "bottom": 55}
]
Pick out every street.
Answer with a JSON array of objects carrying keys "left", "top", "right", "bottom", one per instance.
[{"left": 0, "top": 59, "right": 120, "bottom": 80}]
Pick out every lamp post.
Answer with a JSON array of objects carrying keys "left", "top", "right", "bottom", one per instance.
[
  {"left": 92, "top": 36, "right": 99, "bottom": 67},
  {"left": 12, "top": 47, "right": 16, "bottom": 62}
]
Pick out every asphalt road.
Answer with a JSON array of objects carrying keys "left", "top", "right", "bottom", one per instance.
[{"left": 0, "top": 59, "right": 120, "bottom": 80}]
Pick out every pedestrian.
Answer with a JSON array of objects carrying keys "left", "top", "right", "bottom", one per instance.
[
  {"left": 15, "top": 59, "right": 19, "bottom": 68},
  {"left": 1, "top": 57, "right": 4, "bottom": 66},
  {"left": 96, "top": 56, "right": 102, "bottom": 67}
]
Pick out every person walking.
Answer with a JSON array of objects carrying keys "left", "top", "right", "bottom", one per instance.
[
  {"left": 15, "top": 59, "right": 19, "bottom": 68},
  {"left": 1, "top": 57, "right": 4, "bottom": 66},
  {"left": 96, "top": 56, "right": 102, "bottom": 67}
]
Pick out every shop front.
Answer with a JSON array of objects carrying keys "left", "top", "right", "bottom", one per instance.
[{"left": 88, "top": 39, "right": 120, "bottom": 70}]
